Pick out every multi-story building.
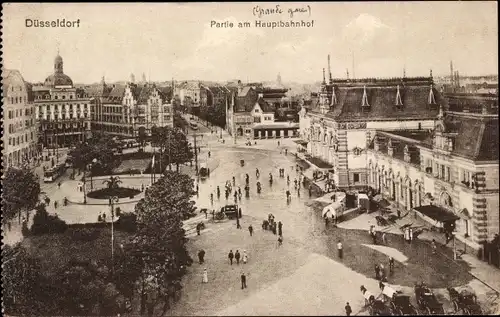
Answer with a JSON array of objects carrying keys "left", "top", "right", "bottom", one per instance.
[
  {"left": 2, "top": 69, "right": 38, "bottom": 168},
  {"left": 226, "top": 84, "right": 298, "bottom": 140},
  {"left": 176, "top": 81, "right": 207, "bottom": 115},
  {"left": 367, "top": 98, "right": 499, "bottom": 248},
  {"left": 299, "top": 56, "right": 441, "bottom": 190},
  {"left": 34, "top": 53, "right": 92, "bottom": 148}
]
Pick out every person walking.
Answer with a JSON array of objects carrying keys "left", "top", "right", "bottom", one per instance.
[
  {"left": 382, "top": 232, "right": 387, "bottom": 244},
  {"left": 248, "top": 225, "right": 253, "bottom": 236},
  {"left": 217, "top": 186, "right": 220, "bottom": 199},
  {"left": 278, "top": 221, "right": 283, "bottom": 236},
  {"left": 204, "top": 209, "right": 208, "bottom": 219},
  {"left": 379, "top": 263, "right": 386, "bottom": 281},
  {"left": 242, "top": 250, "right": 248, "bottom": 264},
  {"left": 202, "top": 268, "right": 208, "bottom": 284},
  {"left": 210, "top": 193, "right": 214, "bottom": 205},
  {"left": 228, "top": 250, "right": 234, "bottom": 265},
  {"left": 198, "top": 249, "right": 205, "bottom": 264},
  {"left": 345, "top": 302, "right": 352, "bottom": 316},
  {"left": 431, "top": 239, "right": 437, "bottom": 254},
  {"left": 375, "top": 264, "right": 380, "bottom": 280},
  {"left": 235, "top": 250, "right": 241, "bottom": 264},
  {"left": 196, "top": 223, "right": 201, "bottom": 236},
  {"left": 241, "top": 272, "right": 247, "bottom": 289},
  {"left": 277, "top": 235, "right": 283, "bottom": 247},
  {"left": 388, "top": 257, "right": 395, "bottom": 273},
  {"left": 337, "top": 240, "right": 343, "bottom": 259},
  {"left": 58, "top": 181, "right": 61, "bottom": 189}
]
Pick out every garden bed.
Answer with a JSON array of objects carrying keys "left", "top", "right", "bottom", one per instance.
[{"left": 87, "top": 187, "right": 141, "bottom": 199}]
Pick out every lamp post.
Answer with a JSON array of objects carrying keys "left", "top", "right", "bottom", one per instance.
[
  {"left": 452, "top": 232, "right": 457, "bottom": 260},
  {"left": 109, "top": 195, "right": 119, "bottom": 275},
  {"left": 90, "top": 158, "right": 97, "bottom": 190}
]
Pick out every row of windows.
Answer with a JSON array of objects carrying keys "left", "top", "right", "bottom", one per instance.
[
  {"left": 41, "top": 113, "right": 89, "bottom": 120},
  {"left": 6, "top": 96, "right": 27, "bottom": 104},
  {"left": 35, "top": 94, "right": 88, "bottom": 100},
  {"left": 8, "top": 108, "right": 35, "bottom": 119},
  {"left": 10, "top": 86, "right": 23, "bottom": 92},
  {"left": 38, "top": 104, "right": 89, "bottom": 113},
  {"left": 8, "top": 132, "right": 34, "bottom": 146}
]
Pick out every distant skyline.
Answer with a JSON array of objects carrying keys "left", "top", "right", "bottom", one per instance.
[{"left": 3, "top": 2, "right": 498, "bottom": 84}]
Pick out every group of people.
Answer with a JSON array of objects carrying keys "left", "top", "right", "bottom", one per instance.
[
  {"left": 228, "top": 249, "right": 249, "bottom": 265},
  {"left": 369, "top": 225, "right": 388, "bottom": 245}
]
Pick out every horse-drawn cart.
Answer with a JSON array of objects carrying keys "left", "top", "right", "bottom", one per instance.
[
  {"left": 414, "top": 282, "right": 444, "bottom": 315},
  {"left": 447, "top": 287, "right": 482, "bottom": 315}
]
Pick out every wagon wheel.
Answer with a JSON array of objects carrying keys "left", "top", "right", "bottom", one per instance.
[
  {"left": 397, "top": 308, "right": 404, "bottom": 316},
  {"left": 452, "top": 300, "right": 459, "bottom": 312},
  {"left": 369, "top": 306, "right": 374, "bottom": 315},
  {"left": 463, "top": 307, "right": 471, "bottom": 315},
  {"left": 425, "top": 306, "right": 432, "bottom": 315}
]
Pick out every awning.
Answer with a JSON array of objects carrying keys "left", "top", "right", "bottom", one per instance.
[
  {"left": 413, "top": 205, "right": 460, "bottom": 223},
  {"left": 459, "top": 208, "right": 471, "bottom": 219},
  {"left": 294, "top": 139, "right": 309, "bottom": 146}
]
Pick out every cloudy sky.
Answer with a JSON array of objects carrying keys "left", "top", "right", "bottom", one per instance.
[{"left": 2, "top": 2, "right": 498, "bottom": 84}]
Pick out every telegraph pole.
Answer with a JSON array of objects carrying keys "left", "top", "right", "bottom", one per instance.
[{"left": 194, "top": 133, "right": 199, "bottom": 175}]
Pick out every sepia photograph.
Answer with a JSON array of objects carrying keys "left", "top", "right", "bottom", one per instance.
[{"left": 1, "top": 2, "right": 499, "bottom": 316}]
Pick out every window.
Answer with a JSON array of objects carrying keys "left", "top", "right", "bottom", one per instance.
[
  {"left": 8, "top": 138, "right": 11, "bottom": 145},
  {"left": 62, "top": 95, "right": 66, "bottom": 100},
  {"left": 446, "top": 167, "right": 451, "bottom": 182},
  {"left": 353, "top": 173, "right": 360, "bottom": 182},
  {"left": 441, "top": 165, "right": 445, "bottom": 180}
]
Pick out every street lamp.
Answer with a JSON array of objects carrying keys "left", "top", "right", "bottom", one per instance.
[
  {"left": 90, "top": 158, "right": 98, "bottom": 190},
  {"left": 452, "top": 232, "right": 457, "bottom": 260},
  {"left": 109, "top": 195, "right": 119, "bottom": 275}
]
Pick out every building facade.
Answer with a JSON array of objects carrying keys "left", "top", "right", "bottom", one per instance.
[
  {"left": 3, "top": 69, "right": 38, "bottom": 168},
  {"left": 34, "top": 54, "right": 92, "bottom": 148},
  {"left": 300, "top": 60, "right": 441, "bottom": 190},
  {"left": 367, "top": 101, "right": 499, "bottom": 247}
]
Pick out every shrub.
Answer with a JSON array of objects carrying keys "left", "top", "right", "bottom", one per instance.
[
  {"left": 30, "top": 204, "right": 68, "bottom": 235},
  {"left": 115, "top": 212, "right": 137, "bottom": 233},
  {"left": 69, "top": 228, "right": 101, "bottom": 242}
]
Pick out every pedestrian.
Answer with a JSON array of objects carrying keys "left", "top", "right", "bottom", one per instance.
[
  {"left": 58, "top": 181, "right": 61, "bottom": 189},
  {"left": 388, "top": 257, "right": 395, "bottom": 273},
  {"left": 382, "top": 232, "right": 387, "bottom": 244},
  {"left": 196, "top": 223, "right": 201, "bottom": 235},
  {"left": 243, "top": 250, "right": 248, "bottom": 264},
  {"left": 431, "top": 239, "right": 437, "bottom": 254},
  {"left": 379, "top": 263, "right": 386, "bottom": 281},
  {"left": 337, "top": 240, "right": 343, "bottom": 259},
  {"left": 196, "top": 184, "right": 199, "bottom": 194},
  {"left": 202, "top": 268, "right": 208, "bottom": 284},
  {"left": 235, "top": 250, "right": 241, "bottom": 264},
  {"left": 198, "top": 249, "right": 205, "bottom": 264},
  {"left": 332, "top": 214, "right": 337, "bottom": 226},
  {"left": 212, "top": 209, "right": 215, "bottom": 220},
  {"left": 228, "top": 250, "right": 234, "bottom": 265},
  {"left": 204, "top": 209, "right": 208, "bottom": 219},
  {"left": 277, "top": 235, "right": 283, "bottom": 247},
  {"left": 278, "top": 221, "right": 283, "bottom": 233},
  {"left": 409, "top": 227, "right": 414, "bottom": 243},
  {"left": 248, "top": 225, "right": 253, "bottom": 236},
  {"left": 375, "top": 264, "right": 380, "bottom": 280},
  {"left": 208, "top": 151, "right": 211, "bottom": 158},
  {"left": 217, "top": 186, "right": 220, "bottom": 198},
  {"left": 345, "top": 302, "right": 352, "bottom": 316},
  {"left": 210, "top": 193, "right": 214, "bottom": 205},
  {"left": 238, "top": 208, "right": 242, "bottom": 218},
  {"left": 241, "top": 272, "right": 247, "bottom": 289},
  {"left": 371, "top": 231, "right": 377, "bottom": 244},
  {"left": 285, "top": 149, "right": 288, "bottom": 155}
]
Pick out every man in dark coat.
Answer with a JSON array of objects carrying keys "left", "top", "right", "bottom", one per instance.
[
  {"left": 235, "top": 250, "right": 241, "bottom": 264},
  {"left": 345, "top": 302, "right": 352, "bottom": 316},
  {"left": 198, "top": 249, "right": 205, "bottom": 264},
  {"left": 228, "top": 250, "right": 234, "bottom": 265},
  {"left": 248, "top": 225, "right": 253, "bottom": 236},
  {"left": 278, "top": 221, "right": 283, "bottom": 236},
  {"left": 241, "top": 272, "right": 247, "bottom": 289}
]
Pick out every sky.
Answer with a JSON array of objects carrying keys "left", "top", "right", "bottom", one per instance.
[{"left": 2, "top": 2, "right": 498, "bottom": 84}]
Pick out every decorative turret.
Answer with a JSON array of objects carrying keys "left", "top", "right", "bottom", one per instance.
[
  {"left": 429, "top": 69, "right": 433, "bottom": 79},
  {"left": 330, "top": 87, "right": 337, "bottom": 106},
  {"left": 428, "top": 84, "right": 436, "bottom": 105},
  {"left": 437, "top": 104, "right": 444, "bottom": 119},
  {"left": 328, "top": 55, "right": 332, "bottom": 84},
  {"left": 395, "top": 85, "right": 403, "bottom": 107},
  {"left": 322, "top": 68, "right": 326, "bottom": 85},
  {"left": 361, "top": 85, "right": 370, "bottom": 108}
]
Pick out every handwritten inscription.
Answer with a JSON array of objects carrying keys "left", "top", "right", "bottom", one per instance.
[{"left": 253, "top": 5, "right": 312, "bottom": 18}]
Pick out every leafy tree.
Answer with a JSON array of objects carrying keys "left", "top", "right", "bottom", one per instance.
[
  {"left": 169, "top": 129, "right": 194, "bottom": 172},
  {"left": 132, "top": 171, "right": 195, "bottom": 313},
  {"left": 2, "top": 167, "right": 41, "bottom": 224},
  {"left": 30, "top": 203, "right": 68, "bottom": 235},
  {"left": 69, "top": 134, "right": 117, "bottom": 174}
]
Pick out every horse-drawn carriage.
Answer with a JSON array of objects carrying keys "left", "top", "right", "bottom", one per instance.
[
  {"left": 380, "top": 282, "right": 417, "bottom": 315},
  {"left": 414, "top": 282, "right": 444, "bottom": 315},
  {"left": 262, "top": 213, "right": 277, "bottom": 233},
  {"left": 361, "top": 285, "right": 393, "bottom": 316},
  {"left": 447, "top": 287, "right": 482, "bottom": 315}
]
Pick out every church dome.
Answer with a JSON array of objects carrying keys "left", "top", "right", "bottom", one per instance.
[
  {"left": 44, "top": 53, "right": 73, "bottom": 87},
  {"left": 44, "top": 73, "right": 73, "bottom": 87}
]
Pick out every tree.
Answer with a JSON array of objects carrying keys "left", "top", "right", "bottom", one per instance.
[
  {"left": 103, "top": 176, "right": 122, "bottom": 189},
  {"left": 2, "top": 167, "right": 41, "bottom": 224},
  {"left": 169, "top": 129, "right": 194, "bottom": 172},
  {"left": 69, "top": 134, "right": 117, "bottom": 174},
  {"left": 132, "top": 171, "right": 195, "bottom": 313}
]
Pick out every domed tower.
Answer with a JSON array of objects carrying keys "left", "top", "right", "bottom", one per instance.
[
  {"left": 54, "top": 54, "right": 64, "bottom": 74},
  {"left": 44, "top": 52, "right": 74, "bottom": 88}
]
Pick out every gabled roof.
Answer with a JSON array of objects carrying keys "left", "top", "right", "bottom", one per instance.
[
  {"left": 324, "top": 84, "right": 440, "bottom": 121},
  {"left": 238, "top": 86, "right": 253, "bottom": 97},
  {"left": 256, "top": 97, "right": 274, "bottom": 113},
  {"left": 103, "top": 84, "right": 126, "bottom": 104}
]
